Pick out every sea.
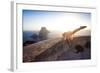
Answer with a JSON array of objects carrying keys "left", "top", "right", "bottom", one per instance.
[
  {"left": 23, "top": 31, "right": 39, "bottom": 43},
  {"left": 23, "top": 30, "right": 90, "bottom": 43}
]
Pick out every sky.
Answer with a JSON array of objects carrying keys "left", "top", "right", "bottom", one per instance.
[{"left": 22, "top": 10, "right": 91, "bottom": 32}]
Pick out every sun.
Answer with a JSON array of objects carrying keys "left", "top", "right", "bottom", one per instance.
[{"left": 44, "top": 14, "right": 90, "bottom": 32}]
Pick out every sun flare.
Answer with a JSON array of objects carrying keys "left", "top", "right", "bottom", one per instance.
[{"left": 39, "top": 14, "right": 90, "bottom": 32}]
